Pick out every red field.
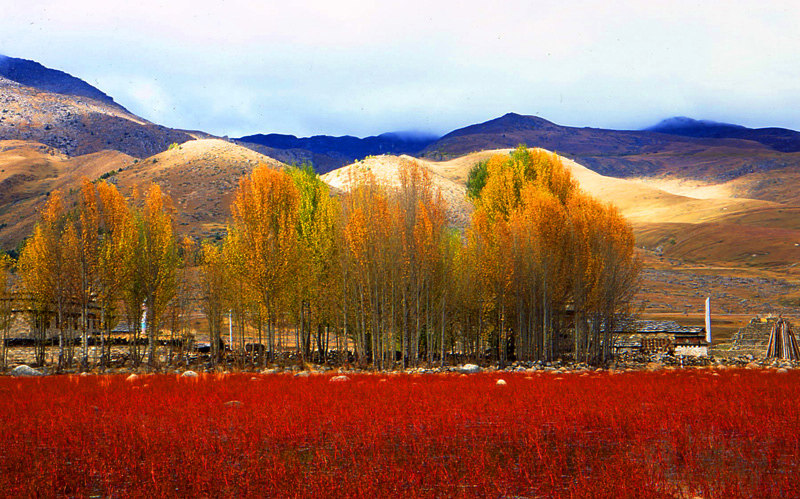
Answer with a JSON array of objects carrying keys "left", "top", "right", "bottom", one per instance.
[{"left": 1, "top": 370, "right": 798, "bottom": 498}]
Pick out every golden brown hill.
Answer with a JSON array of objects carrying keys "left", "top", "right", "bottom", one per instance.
[
  {"left": 0, "top": 139, "right": 134, "bottom": 247},
  {"left": 110, "top": 139, "right": 286, "bottom": 239},
  {"left": 324, "top": 149, "right": 800, "bottom": 269},
  {"left": 0, "top": 138, "right": 287, "bottom": 250},
  {"left": 321, "top": 155, "right": 473, "bottom": 227}
]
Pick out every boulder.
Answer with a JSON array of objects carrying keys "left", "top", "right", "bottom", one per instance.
[
  {"left": 125, "top": 374, "right": 139, "bottom": 382},
  {"left": 181, "top": 370, "right": 199, "bottom": 378},
  {"left": 458, "top": 364, "right": 482, "bottom": 374},
  {"left": 496, "top": 379, "right": 507, "bottom": 386},
  {"left": 329, "top": 375, "right": 350, "bottom": 383},
  {"left": 11, "top": 365, "right": 43, "bottom": 377}
]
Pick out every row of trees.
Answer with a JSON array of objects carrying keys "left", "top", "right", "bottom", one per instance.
[
  {"left": 11, "top": 181, "right": 183, "bottom": 369},
  {"left": 4, "top": 146, "right": 639, "bottom": 370}
]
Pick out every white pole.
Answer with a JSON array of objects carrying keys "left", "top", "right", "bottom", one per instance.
[
  {"left": 228, "top": 310, "right": 233, "bottom": 349},
  {"left": 705, "top": 297, "right": 712, "bottom": 346}
]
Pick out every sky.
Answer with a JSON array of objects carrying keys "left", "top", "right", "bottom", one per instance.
[{"left": 1, "top": 0, "right": 799, "bottom": 138}]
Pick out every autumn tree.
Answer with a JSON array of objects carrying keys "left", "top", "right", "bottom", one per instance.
[
  {"left": 75, "top": 178, "right": 101, "bottom": 366},
  {"left": 288, "top": 163, "right": 340, "bottom": 364},
  {"left": 96, "top": 181, "right": 137, "bottom": 367},
  {"left": 199, "top": 241, "right": 227, "bottom": 364},
  {"left": 136, "top": 184, "right": 179, "bottom": 366},
  {"left": 228, "top": 164, "right": 300, "bottom": 361},
  {"left": 340, "top": 168, "right": 392, "bottom": 365},
  {"left": 468, "top": 145, "right": 639, "bottom": 364},
  {"left": 338, "top": 160, "right": 450, "bottom": 368},
  {"left": 19, "top": 192, "right": 71, "bottom": 368},
  {"left": 0, "top": 253, "right": 13, "bottom": 370},
  {"left": 166, "top": 236, "right": 197, "bottom": 364}
]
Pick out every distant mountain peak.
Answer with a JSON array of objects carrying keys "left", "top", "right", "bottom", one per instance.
[
  {"left": 647, "top": 116, "right": 745, "bottom": 132},
  {"left": 438, "top": 113, "right": 558, "bottom": 143},
  {"left": 494, "top": 112, "right": 554, "bottom": 126},
  {"left": 645, "top": 117, "right": 800, "bottom": 152},
  {"left": 0, "top": 54, "right": 123, "bottom": 109}
]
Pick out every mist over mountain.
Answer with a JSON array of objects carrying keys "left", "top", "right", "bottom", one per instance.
[{"left": 647, "top": 116, "right": 800, "bottom": 153}]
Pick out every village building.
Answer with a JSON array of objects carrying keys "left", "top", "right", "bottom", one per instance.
[{"left": 612, "top": 320, "right": 709, "bottom": 357}]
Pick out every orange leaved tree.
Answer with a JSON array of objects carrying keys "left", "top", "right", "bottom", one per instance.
[{"left": 228, "top": 164, "right": 300, "bottom": 361}]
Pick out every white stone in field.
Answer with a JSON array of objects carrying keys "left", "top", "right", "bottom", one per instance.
[
  {"left": 11, "top": 365, "right": 43, "bottom": 377},
  {"left": 125, "top": 374, "right": 139, "bottom": 382},
  {"left": 329, "top": 375, "right": 350, "bottom": 382},
  {"left": 295, "top": 371, "right": 311, "bottom": 377},
  {"left": 496, "top": 379, "right": 507, "bottom": 386},
  {"left": 458, "top": 364, "right": 482, "bottom": 374},
  {"left": 181, "top": 370, "right": 199, "bottom": 378}
]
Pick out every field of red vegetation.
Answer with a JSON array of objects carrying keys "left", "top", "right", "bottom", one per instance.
[{"left": 1, "top": 370, "right": 798, "bottom": 498}]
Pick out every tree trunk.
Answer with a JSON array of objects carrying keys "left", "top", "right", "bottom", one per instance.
[
  {"left": 440, "top": 293, "right": 446, "bottom": 368},
  {"left": 57, "top": 304, "right": 65, "bottom": 371}
]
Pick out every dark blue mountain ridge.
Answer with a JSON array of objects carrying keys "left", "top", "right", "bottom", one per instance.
[
  {"left": 646, "top": 116, "right": 800, "bottom": 153},
  {"left": 237, "top": 131, "right": 438, "bottom": 156},
  {"left": 235, "top": 130, "right": 439, "bottom": 172}
]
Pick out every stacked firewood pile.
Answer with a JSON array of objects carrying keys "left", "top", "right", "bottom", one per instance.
[{"left": 766, "top": 318, "right": 800, "bottom": 360}]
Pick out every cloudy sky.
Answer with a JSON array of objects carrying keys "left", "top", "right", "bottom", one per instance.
[{"left": 1, "top": 0, "right": 799, "bottom": 138}]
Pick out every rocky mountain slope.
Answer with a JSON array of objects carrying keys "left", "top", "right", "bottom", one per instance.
[
  {"left": 0, "top": 55, "right": 122, "bottom": 108},
  {"left": 0, "top": 56, "right": 204, "bottom": 159},
  {"left": 0, "top": 77, "right": 197, "bottom": 158},
  {"left": 2, "top": 56, "right": 800, "bottom": 272}
]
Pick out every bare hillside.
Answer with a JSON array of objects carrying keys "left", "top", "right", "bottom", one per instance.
[
  {"left": 0, "top": 138, "right": 287, "bottom": 249},
  {"left": 0, "top": 140, "right": 133, "bottom": 247},
  {"left": 324, "top": 148, "right": 800, "bottom": 269},
  {"left": 321, "top": 155, "right": 473, "bottom": 227},
  {"left": 110, "top": 139, "right": 286, "bottom": 239}
]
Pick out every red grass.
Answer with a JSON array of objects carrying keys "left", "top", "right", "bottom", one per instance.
[{"left": 1, "top": 369, "right": 798, "bottom": 498}]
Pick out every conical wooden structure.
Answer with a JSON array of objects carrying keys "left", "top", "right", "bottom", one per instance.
[{"left": 766, "top": 318, "right": 800, "bottom": 360}]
